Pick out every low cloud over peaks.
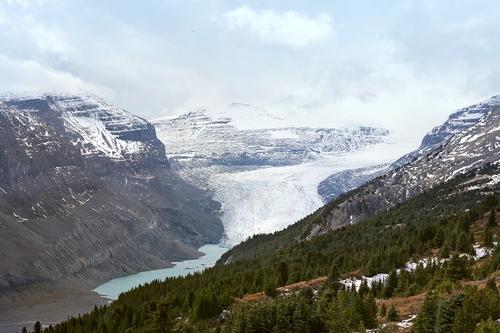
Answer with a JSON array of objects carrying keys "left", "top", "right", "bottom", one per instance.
[{"left": 223, "top": 6, "right": 333, "bottom": 47}]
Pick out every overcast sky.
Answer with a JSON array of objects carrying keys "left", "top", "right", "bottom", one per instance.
[{"left": 1, "top": 0, "right": 499, "bottom": 145}]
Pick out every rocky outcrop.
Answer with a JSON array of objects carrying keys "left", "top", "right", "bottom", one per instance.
[
  {"left": 0, "top": 94, "right": 223, "bottom": 308},
  {"left": 317, "top": 164, "right": 389, "bottom": 203}
]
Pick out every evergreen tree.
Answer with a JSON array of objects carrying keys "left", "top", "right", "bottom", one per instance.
[
  {"left": 436, "top": 295, "right": 462, "bottom": 333},
  {"left": 387, "top": 305, "right": 399, "bottom": 322},
  {"left": 413, "top": 291, "right": 438, "bottom": 333},
  {"left": 358, "top": 280, "right": 369, "bottom": 297},
  {"left": 446, "top": 254, "right": 470, "bottom": 281},
  {"left": 380, "top": 304, "right": 387, "bottom": 317},
  {"left": 21, "top": 327, "right": 28, "bottom": 333},
  {"left": 484, "top": 227, "right": 493, "bottom": 248},
  {"left": 433, "top": 229, "right": 445, "bottom": 248},
  {"left": 34, "top": 321, "right": 42, "bottom": 333},
  {"left": 264, "top": 281, "right": 277, "bottom": 298},
  {"left": 456, "top": 232, "right": 473, "bottom": 254},
  {"left": 357, "top": 321, "right": 366, "bottom": 333},
  {"left": 277, "top": 262, "right": 289, "bottom": 286},
  {"left": 475, "top": 318, "right": 500, "bottom": 333},
  {"left": 440, "top": 241, "right": 450, "bottom": 258},
  {"left": 362, "top": 293, "right": 378, "bottom": 328},
  {"left": 384, "top": 270, "right": 398, "bottom": 298},
  {"left": 486, "top": 278, "right": 497, "bottom": 293},
  {"left": 488, "top": 207, "right": 497, "bottom": 227},
  {"left": 328, "top": 265, "right": 339, "bottom": 281}
]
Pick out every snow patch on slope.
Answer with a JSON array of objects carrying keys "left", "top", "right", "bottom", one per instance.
[{"left": 62, "top": 112, "right": 145, "bottom": 159}]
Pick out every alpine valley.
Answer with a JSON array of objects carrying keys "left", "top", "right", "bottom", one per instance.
[
  {"left": 0, "top": 94, "right": 223, "bottom": 327},
  {"left": 1, "top": 94, "right": 500, "bottom": 333}
]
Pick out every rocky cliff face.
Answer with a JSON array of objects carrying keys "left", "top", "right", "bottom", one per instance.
[
  {"left": 317, "top": 164, "right": 389, "bottom": 204},
  {"left": 308, "top": 96, "right": 500, "bottom": 237},
  {"left": 0, "top": 94, "right": 223, "bottom": 307}
]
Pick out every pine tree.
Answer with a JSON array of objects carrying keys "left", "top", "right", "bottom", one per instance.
[
  {"left": 484, "top": 227, "right": 493, "bottom": 248},
  {"left": 362, "top": 293, "right": 378, "bottom": 328},
  {"left": 328, "top": 265, "right": 339, "bottom": 281},
  {"left": 34, "top": 321, "right": 42, "bottom": 333},
  {"left": 433, "top": 229, "right": 445, "bottom": 247},
  {"left": 358, "top": 280, "right": 369, "bottom": 297},
  {"left": 456, "top": 232, "right": 473, "bottom": 254},
  {"left": 486, "top": 278, "right": 497, "bottom": 293},
  {"left": 387, "top": 305, "right": 399, "bottom": 322},
  {"left": 21, "top": 327, "right": 28, "bottom": 333},
  {"left": 277, "top": 262, "right": 289, "bottom": 286},
  {"left": 357, "top": 321, "right": 366, "bottom": 333},
  {"left": 413, "top": 291, "right": 438, "bottom": 333},
  {"left": 488, "top": 207, "right": 497, "bottom": 227},
  {"left": 446, "top": 254, "right": 470, "bottom": 281},
  {"left": 436, "top": 295, "right": 462, "bottom": 333},
  {"left": 475, "top": 318, "right": 500, "bottom": 333},
  {"left": 440, "top": 241, "right": 450, "bottom": 258},
  {"left": 384, "top": 270, "right": 398, "bottom": 298},
  {"left": 264, "top": 281, "right": 277, "bottom": 297},
  {"left": 379, "top": 304, "right": 387, "bottom": 317}
]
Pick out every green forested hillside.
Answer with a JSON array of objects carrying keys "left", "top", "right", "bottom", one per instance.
[{"left": 34, "top": 168, "right": 500, "bottom": 333}]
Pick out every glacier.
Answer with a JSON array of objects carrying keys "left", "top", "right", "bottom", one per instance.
[
  {"left": 210, "top": 140, "right": 413, "bottom": 246},
  {"left": 154, "top": 105, "right": 415, "bottom": 246}
]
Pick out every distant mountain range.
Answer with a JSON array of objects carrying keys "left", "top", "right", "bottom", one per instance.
[
  {"left": 0, "top": 94, "right": 222, "bottom": 308},
  {"left": 153, "top": 107, "right": 390, "bottom": 177}
]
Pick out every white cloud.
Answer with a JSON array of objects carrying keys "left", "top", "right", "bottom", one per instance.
[
  {"left": 5, "top": 0, "right": 56, "bottom": 8},
  {"left": 0, "top": 54, "right": 104, "bottom": 95},
  {"left": 223, "top": 6, "right": 333, "bottom": 47},
  {"left": 0, "top": 8, "right": 74, "bottom": 60}
]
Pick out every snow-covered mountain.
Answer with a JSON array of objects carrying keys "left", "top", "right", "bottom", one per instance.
[
  {"left": 317, "top": 95, "right": 500, "bottom": 203},
  {"left": 393, "top": 95, "right": 500, "bottom": 168},
  {"left": 154, "top": 106, "right": 410, "bottom": 245},
  {"left": 155, "top": 108, "right": 389, "bottom": 170},
  {"left": 1, "top": 93, "right": 167, "bottom": 166},
  {"left": 308, "top": 95, "right": 500, "bottom": 237},
  {"left": 0, "top": 94, "right": 222, "bottom": 307}
]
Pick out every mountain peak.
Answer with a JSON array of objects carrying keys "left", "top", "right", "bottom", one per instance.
[{"left": 0, "top": 93, "right": 166, "bottom": 164}]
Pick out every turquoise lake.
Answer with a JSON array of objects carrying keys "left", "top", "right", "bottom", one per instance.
[{"left": 93, "top": 244, "right": 228, "bottom": 300}]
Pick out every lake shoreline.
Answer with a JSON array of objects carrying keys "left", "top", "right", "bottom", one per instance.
[
  {"left": 0, "top": 244, "right": 227, "bottom": 333},
  {"left": 93, "top": 244, "right": 228, "bottom": 300}
]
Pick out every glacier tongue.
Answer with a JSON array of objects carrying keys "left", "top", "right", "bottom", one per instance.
[{"left": 211, "top": 141, "right": 412, "bottom": 246}]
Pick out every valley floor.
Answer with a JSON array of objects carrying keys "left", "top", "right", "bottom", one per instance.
[{"left": 0, "top": 290, "right": 107, "bottom": 333}]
